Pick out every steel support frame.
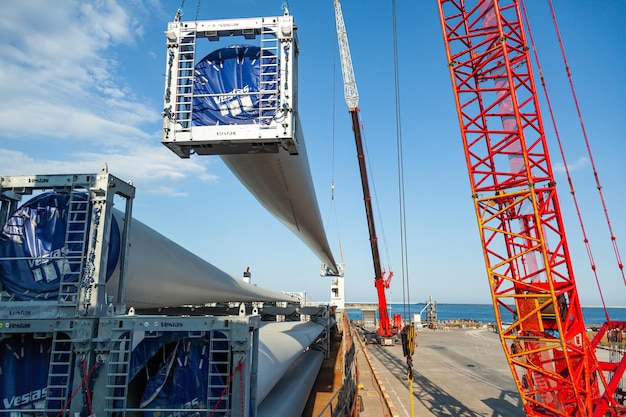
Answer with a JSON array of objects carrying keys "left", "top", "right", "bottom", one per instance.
[
  {"left": 94, "top": 315, "right": 260, "bottom": 417},
  {"left": 0, "top": 315, "right": 260, "bottom": 417},
  {"left": 161, "top": 16, "right": 299, "bottom": 157},
  {"left": 0, "top": 165, "right": 135, "bottom": 317},
  {"left": 0, "top": 169, "right": 264, "bottom": 416},
  {"left": 0, "top": 166, "right": 136, "bottom": 416},
  {"left": 437, "top": 1, "right": 625, "bottom": 415}
]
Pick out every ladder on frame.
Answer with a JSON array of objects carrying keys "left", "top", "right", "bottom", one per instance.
[
  {"left": 175, "top": 29, "right": 197, "bottom": 131},
  {"left": 104, "top": 335, "right": 133, "bottom": 415},
  {"left": 45, "top": 328, "right": 75, "bottom": 415},
  {"left": 259, "top": 20, "right": 280, "bottom": 124},
  {"left": 58, "top": 191, "right": 90, "bottom": 309}
]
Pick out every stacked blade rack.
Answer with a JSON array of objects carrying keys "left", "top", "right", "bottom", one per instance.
[{"left": 0, "top": 167, "right": 260, "bottom": 417}]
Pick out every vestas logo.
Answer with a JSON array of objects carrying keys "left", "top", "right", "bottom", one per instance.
[
  {"left": 29, "top": 247, "right": 70, "bottom": 283},
  {"left": 9, "top": 310, "right": 31, "bottom": 316},
  {"left": 216, "top": 85, "right": 254, "bottom": 117},
  {"left": 217, "top": 85, "right": 250, "bottom": 104},
  {"left": 5, "top": 322, "right": 31, "bottom": 329},
  {"left": 160, "top": 397, "right": 201, "bottom": 417},
  {"left": 3, "top": 388, "right": 47, "bottom": 409},
  {"left": 29, "top": 247, "right": 67, "bottom": 268}
]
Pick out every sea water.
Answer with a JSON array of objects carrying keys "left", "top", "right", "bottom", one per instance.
[{"left": 345, "top": 303, "right": 626, "bottom": 325}]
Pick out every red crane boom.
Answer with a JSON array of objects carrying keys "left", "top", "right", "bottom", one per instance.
[
  {"left": 437, "top": 1, "right": 626, "bottom": 415},
  {"left": 349, "top": 109, "right": 394, "bottom": 340},
  {"left": 334, "top": 0, "right": 394, "bottom": 342}
]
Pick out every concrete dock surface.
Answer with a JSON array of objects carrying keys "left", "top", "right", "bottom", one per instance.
[{"left": 355, "top": 327, "right": 524, "bottom": 417}]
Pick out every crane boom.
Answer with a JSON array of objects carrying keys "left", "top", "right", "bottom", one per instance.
[
  {"left": 334, "top": 0, "right": 393, "bottom": 340},
  {"left": 437, "top": 1, "right": 626, "bottom": 415},
  {"left": 334, "top": 0, "right": 358, "bottom": 111}
]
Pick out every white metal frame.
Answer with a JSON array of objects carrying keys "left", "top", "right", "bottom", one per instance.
[
  {"left": 0, "top": 165, "right": 135, "bottom": 317},
  {"left": 162, "top": 16, "right": 300, "bottom": 157},
  {"left": 0, "top": 168, "right": 260, "bottom": 416}
]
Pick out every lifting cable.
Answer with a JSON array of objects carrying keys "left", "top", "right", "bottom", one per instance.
[
  {"left": 174, "top": 0, "right": 185, "bottom": 21},
  {"left": 390, "top": 0, "right": 410, "bottom": 322},
  {"left": 174, "top": 0, "right": 202, "bottom": 21},
  {"left": 401, "top": 324, "right": 416, "bottom": 416},
  {"left": 391, "top": 1, "right": 415, "bottom": 415},
  {"left": 546, "top": 0, "right": 626, "bottom": 290},
  {"left": 520, "top": 1, "right": 617, "bottom": 321}
]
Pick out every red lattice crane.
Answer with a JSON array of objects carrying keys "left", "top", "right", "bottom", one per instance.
[{"left": 437, "top": 1, "right": 626, "bottom": 415}]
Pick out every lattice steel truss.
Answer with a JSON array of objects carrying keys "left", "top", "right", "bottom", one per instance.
[{"left": 437, "top": 1, "right": 626, "bottom": 415}]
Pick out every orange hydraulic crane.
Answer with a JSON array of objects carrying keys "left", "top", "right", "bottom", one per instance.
[
  {"left": 334, "top": 0, "right": 394, "bottom": 344},
  {"left": 437, "top": 1, "right": 626, "bottom": 415}
]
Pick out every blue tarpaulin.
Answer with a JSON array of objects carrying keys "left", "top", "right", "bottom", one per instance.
[
  {"left": 1, "top": 332, "right": 229, "bottom": 416},
  {"left": 193, "top": 44, "right": 277, "bottom": 126},
  {"left": 129, "top": 332, "right": 228, "bottom": 417},
  {"left": 0, "top": 192, "right": 120, "bottom": 300},
  {"left": 0, "top": 334, "right": 69, "bottom": 414}
]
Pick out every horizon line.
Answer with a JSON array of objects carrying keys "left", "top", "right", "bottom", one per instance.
[{"left": 339, "top": 302, "right": 626, "bottom": 309}]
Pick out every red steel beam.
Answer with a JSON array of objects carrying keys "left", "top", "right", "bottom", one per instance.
[{"left": 437, "top": 1, "right": 625, "bottom": 415}]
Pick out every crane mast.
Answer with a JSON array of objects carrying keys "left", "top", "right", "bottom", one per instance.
[
  {"left": 334, "top": 0, "right": 393, "bottom": 341},
  {"left": 437, "top": 1, "right": 626, "bottom": 415}
]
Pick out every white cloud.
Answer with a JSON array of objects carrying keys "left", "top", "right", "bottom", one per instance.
[
  {"left": 0, "top": 146, "right": 217, "bottom": 197},
  {"left": 552, "top": 156, "right": 589, "bottom": 173},
  {"left": 0, "top": 0, "right": 219, "bottom": 196},
  {"left": 0, "top": 0, "right": 147, "bottom": 134}
]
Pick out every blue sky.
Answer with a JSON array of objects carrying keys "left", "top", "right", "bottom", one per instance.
[{"left": 1, "top": 1, "right": 625, "bottom": 307}]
